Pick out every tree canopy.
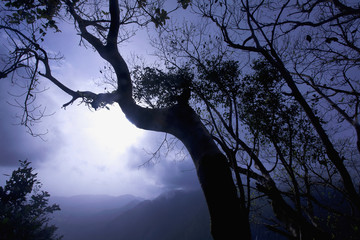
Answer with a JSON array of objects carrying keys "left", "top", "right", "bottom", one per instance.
[{"left": 0, "top": 160, "right": 62, "bottom": 240}]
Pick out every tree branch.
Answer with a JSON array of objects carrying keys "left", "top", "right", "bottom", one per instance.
[
  {"left": 107, "top": 0, "right": 120, "bottom": 48},
  {"left": 65, "top": 0, "right": 106, "bottom": 52}
]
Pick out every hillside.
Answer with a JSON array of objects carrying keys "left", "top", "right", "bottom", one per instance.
[
  {"left": 51, "top": 194, "right": 144, "bottom": 240},
  {"left": 101, "top": 190, "right": 212, "bottom": 240},
  {"left": 51, "top": 191, "right": 211, "bottom": 240},
  {"left": 51, "top": 190, "right": 284, "bottom": 240}
]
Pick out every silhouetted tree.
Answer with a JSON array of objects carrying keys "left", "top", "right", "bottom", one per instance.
[
  {"left": 0, "top": 1, "right": 250, "bottom": 239},
  {"left": 133, "top": 58, "right": 359, "bottom": 239},
  {"left": 1, "top": 0, "right": 360, "bottom": 239},
  {"left": 0, "top": 160, "right": 62, "bottom": 240},
  {"left": 149, "top": 1, "right": 360, "bottom": 239}
]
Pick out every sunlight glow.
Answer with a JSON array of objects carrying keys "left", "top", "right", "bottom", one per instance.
[{"left": 86, "top": 105, "right": 144, "bottom": 155}]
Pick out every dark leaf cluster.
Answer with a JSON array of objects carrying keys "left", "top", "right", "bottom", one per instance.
[
  {"left": 239, "top": 60, "right": 328, "bottom": 168},
  {"left": 0, "top": 160, "right": 62, "bottom": 240},
  {"left": 132, "top": 66, "right": 193, "bottom": 108},
  {"left": 2, "top": 0, "right": 62, "bottom": 31},
  {"left": 195, "top": 58, "right": 241, "bottom": 108},
  {"left": 178, "top": 0, "right": 191, "bottom": 9},
  {"left": 151, "top": 8, "right": 169, "bottom": 28},
  {"left": 239, "top": 60, "right": 295, "bottom": 140}
]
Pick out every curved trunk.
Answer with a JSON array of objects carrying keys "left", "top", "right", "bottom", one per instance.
[
  {"left": 119, "top": 101, "right": 252, "bottom": 239},
  {"left": 197, "top": 152, "right": 251, "bottom": 239},
  {"left": 64, "top": 1, "right": 252, "bottom": 237},
  {"left": 167, "top": 104, "right": 252, "bottom": 240}
]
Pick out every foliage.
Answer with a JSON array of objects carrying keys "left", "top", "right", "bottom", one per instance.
[
  {"left": 238, "top": 60, "right": 299, "bottom": 142},
  {"left": 132, "top": 66, "right": 193, "bottom": 108},
  {"left": 148, "top": 1, "right": 360, "bottom": 238},
  {"left": 151, "top": 7, "right": 169, "bottom": 28},
  {"left": 132, "top": 56, "right": 360, "bottom": 238},
  {"left": 195, "top": 58, "right": 241, "bottom": 106},
  {"left": 2, "top": 0, "right": 61, "bottom": 31},
  {"left": 0, "top": 160, "right": 62, "bottom": 240}
]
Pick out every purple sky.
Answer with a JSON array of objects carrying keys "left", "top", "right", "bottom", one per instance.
[{"left": 0, "top": 19, "right": 200, "bottom": 198}]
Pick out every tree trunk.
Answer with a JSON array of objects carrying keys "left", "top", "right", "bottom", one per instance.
[
  {"left": 120, "top": 101, "right": 252, "bottom": 239},
  {"left": 157, "top": 104, "right": 252, "bottom": 240},
  {"left": 64, "top": 1, "right": 252, "bottom": 235},
  {"left": 197, "top": 152, "right": 251, "bottom": 239}
]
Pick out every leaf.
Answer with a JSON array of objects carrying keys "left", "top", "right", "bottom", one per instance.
[
  {"left": 178, "top": 0, "right": 191, "bottom": 9},
  {"left": 137, "top": 0, "right": 147, "bottom": 8},
  {"left": 152, "top": 8, "right": 170, "bottom": 28},
  {"left": 325, "top": 37, "right": 338, "bottom": 43},
  {"left": 101, "top": 10, "right": 109, "bottom": 15},
  {"left": 306, "top": 35, "right": 312, "bottom": 42}
]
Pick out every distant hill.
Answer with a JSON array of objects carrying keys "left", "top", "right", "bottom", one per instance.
[
  {"left": 100, "top": 190, "right": 212, "bottom": 240},
  {"left": 52, "top": 194, "right": 143, "bottom": 216},
  {"left": 51, "top": 190, "right": 284, "bottom": 240},
  {"left": 51, "top": 194, "right": 144, "bottom": 240}
]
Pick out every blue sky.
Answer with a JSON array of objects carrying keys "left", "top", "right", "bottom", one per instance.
[{"left": 0, "top": 15, "right": 200, "bottom": 198}]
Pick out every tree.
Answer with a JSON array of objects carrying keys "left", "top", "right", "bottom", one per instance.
[
  {"left": 134, "top": 57, "right": 355, "bottom": 239},
  {"left": 149, "top": 0, "right": 360, "bottom": 239},
  {"left": 0, "top": 0, "right": 251, "bottom": 239},
  {"left": 1, "top": 0, "right": 360, "bottom": 239},
  {"left": 0, "top": 160, "right": 62, "bottom": 240},
  {"left": 232, "top": 60, "right": 359, "bottom": 239}
]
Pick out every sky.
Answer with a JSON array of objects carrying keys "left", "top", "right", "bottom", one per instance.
[{"left": 0, "top": 12, "right": 201, "bottom": 199}]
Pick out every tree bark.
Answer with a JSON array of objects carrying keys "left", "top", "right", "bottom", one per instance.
[
  {"left": 119, "top": 100, "right": 252, "bottom": 239},
  {"left": 165, "top": 104, "right": 252, "bottom": 240}
]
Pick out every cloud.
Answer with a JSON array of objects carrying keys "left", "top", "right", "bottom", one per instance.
[
  {"left": 0, "top": 20, "right": 201, "bottom": 199},
  {"left": 125, "top": 132, "right": 201, "bottom": 193},
  {"left": 150, "top": 159, "right": 200, "bottom": 191},
  {"left": 0, "top": 80, "right": 59, "bottom": 167}
]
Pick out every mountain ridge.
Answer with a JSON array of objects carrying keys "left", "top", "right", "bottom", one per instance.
[
  {"left": 51, "top": 190, "right": 212, "bottom": 240},
  {"left": 50, "top": 190, "right": 284, "bottom": 240}
]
